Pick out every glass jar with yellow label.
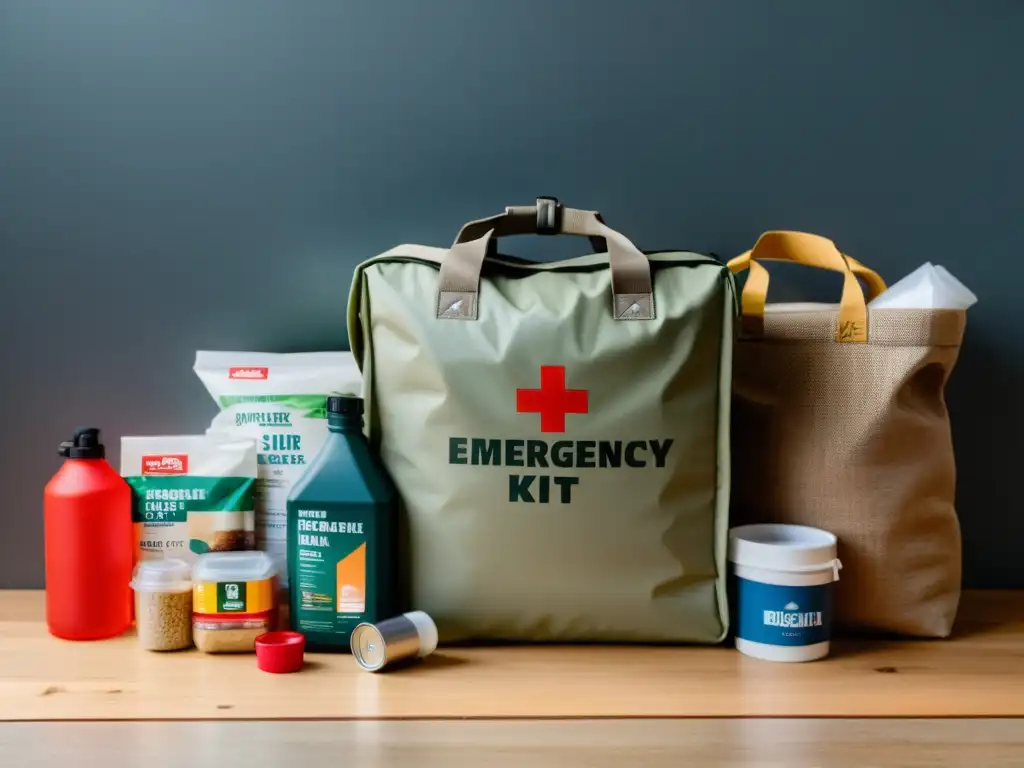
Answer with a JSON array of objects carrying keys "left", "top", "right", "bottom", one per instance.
[{"left": 191, "top": 551, "right": 278, "bottom": 653}]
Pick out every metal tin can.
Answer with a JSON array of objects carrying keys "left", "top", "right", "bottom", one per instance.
[{"left": 350, "top": 611, "right": 438, "bottom": 672}]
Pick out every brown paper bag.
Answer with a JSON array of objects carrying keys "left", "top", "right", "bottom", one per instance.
[{"left": 728, "top": 231, "right": 965, "bottom": 638}]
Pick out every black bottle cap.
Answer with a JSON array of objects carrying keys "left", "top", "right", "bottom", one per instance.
[
  {"left": 58, "top": 427, "right": 105, "bottom": 459},
  {"left": 326, "top": 395, "right": 364, "bottom": 416}
]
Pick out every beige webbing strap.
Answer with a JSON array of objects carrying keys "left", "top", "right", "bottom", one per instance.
[
  {"left": 455, "top": 207, "right": 607, "bottom": 254},
  {"left": 438, "top": 204, "right": 654, "bottom": 321}
]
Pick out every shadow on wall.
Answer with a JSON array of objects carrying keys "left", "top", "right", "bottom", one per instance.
[{"left": 947, "top": 325, "right": 1023, "bottom": 589}]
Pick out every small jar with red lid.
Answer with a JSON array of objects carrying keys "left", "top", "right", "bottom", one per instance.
[{"left": 191, "top": 551, "right": 278, "bottom": 653}]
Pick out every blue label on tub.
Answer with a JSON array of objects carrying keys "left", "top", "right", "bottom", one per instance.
[{"left": 733, "top": 577, "right": 832, "bottom": 647}]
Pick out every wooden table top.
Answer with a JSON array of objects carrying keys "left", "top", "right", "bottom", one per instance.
[
  {"left": 1, "top": 589, "right": 1022, "bottom": 722},
  {"left": 3, "top": 720, "right": 1023, "bottom": 767}
]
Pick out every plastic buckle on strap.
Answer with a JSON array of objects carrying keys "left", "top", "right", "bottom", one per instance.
[{"left": 536, "top": 196, "right": 561, "bottom": 235}]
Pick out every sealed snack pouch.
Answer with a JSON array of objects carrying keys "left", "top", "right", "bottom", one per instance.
[{"left": 121, "top": 435, "right": 258, "bottom": 565}]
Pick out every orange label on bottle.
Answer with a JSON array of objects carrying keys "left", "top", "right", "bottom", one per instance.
[{"left": 336, "top": 542, "right": 367, "bottom": 614}]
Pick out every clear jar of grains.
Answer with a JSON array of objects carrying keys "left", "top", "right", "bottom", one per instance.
[{"left": 130, "top": 559, "right": 193, "bottom": 651}]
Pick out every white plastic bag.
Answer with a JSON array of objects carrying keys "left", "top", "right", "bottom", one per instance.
[{"left": 868, "top": 262, "right": 977, "bottom": 310}]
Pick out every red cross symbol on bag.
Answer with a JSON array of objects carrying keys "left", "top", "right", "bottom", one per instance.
[{"left": 516, "top": 366, "right": 589, "bottom": 433}]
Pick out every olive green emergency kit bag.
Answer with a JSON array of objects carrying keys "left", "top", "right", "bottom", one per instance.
[{"left": 347, "top": 198, "right": 737, "bottom": 643}]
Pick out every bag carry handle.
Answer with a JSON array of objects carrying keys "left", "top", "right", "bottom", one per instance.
[
  {"left": 436, "top": 197, "right": 654, "bottom": 322},
  {"left": 455, "top": 199, "right": 609, "bottom": 254},
  {"left": 727, "top": 231, "right": 887, "bottom": 343}
]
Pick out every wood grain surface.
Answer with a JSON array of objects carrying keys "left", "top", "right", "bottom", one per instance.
[
  {"left": 1, "top": 590, "right": 1022, "bottom": 721},
  {"left": 2, "top": 719, "right": 1023, "bottom": 768}
]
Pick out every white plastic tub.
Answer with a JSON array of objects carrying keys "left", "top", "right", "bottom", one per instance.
[{"left": 729, "top": 524, "right": 842, "bottom": 662}]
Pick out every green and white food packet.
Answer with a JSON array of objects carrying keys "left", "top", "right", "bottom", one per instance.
[
  {"left": 121, "top": 435, "right": 258, "bottom": 565},
  {"left": 194, "top": 351, "right": 362, "bottom": 589}
]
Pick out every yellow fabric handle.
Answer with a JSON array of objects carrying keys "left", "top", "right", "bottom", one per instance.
[{"left": 727, "top": 231, "right": 887, "bottom": 343}]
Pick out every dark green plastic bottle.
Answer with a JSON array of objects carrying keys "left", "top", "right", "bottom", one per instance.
[{"left": 286, "top": 395, "right": 397, "bottom": 652}]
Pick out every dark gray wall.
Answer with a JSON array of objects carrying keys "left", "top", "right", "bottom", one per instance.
[{"left": 1, "top": 0, "right": 1021, "bottom": 589}]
